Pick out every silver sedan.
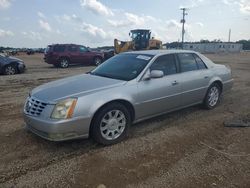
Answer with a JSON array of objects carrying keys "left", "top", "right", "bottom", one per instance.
[{"left": 23, "top": 50, "right": 233, "bottom": 145}]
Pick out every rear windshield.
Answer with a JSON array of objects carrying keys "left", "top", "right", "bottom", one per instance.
[{"left": 45, "top": 46, "right": 52, "bottom": 53}]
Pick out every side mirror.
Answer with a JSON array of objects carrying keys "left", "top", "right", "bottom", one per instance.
[
  {"left": 150, "top": 70, "right": 164, "bottom": 79},
  {"left": 143, "top": 70, "right": 164, "bottom": 81}
]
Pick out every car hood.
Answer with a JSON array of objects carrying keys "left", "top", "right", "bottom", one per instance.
[
  {"left": 31, "top": 74, "right": 126, "bottom": 103},
  {"left": 8, "top": 56, "right": 23, "bottom": 62},
  {"left": 0, "top": 56, "right": 23, "bottom": 64}
]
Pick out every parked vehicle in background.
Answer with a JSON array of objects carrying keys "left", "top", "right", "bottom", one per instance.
[
  {"left": 0, "top": 53, "right": 26, "bottom": 75},
  {"left": 114, "top": 29, "right": 162, "bottom": 54},
  {"left": 26, "top": 49, "right": 35, "bottom": 55},
  {"left": 103, "top": 49, "right": 115, "bottom": 60},
  {"left": 44, "top": 44, "right": 104, "bottom": 68},
  {"left": 24, "top": 50, "right": 233, "bottom": 145}
]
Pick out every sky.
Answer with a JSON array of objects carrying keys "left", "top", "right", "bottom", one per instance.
[{"left": 0, "top": 0, "right": 250, "bottom": 48}]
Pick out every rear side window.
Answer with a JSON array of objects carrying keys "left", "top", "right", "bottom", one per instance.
[
  {"left": 150, "top": 54, "right": 177, "bottom": 75},
  {"left": 193, "top": 54, "right": 207, "bottom": 70},
  {"left": 68, "top": 45, "right": 78, "bottom": 52},
  {"left": 53, "top": 45, "right": 66, "bottom": 52},
  {"left": 178, "top": 53, "right": 198, "bottom": 72},
  {"left": 45, "top": 46, "right": 52, "bottom": 53}
]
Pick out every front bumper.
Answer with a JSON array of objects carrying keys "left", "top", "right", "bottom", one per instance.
[
  {"left": 24, "top": 113, "right": 91, "bottom": 141},
  {"left": 18, "top": 63, "right": 26, "bottom": 73}
]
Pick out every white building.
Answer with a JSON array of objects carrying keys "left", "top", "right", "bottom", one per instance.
[{"left": 183, "top": 43, "right": 243, "bottom": 53}]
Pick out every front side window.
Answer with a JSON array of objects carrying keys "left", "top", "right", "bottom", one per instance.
[
  {"left": 150, "top": 54, "right": 177, "bottom": 76},
  {"left": 79, "top": 46, "right": 88, "bottom": 52},
  {"left": 178, "top": 53, "right": 198, "bottom": 72}
]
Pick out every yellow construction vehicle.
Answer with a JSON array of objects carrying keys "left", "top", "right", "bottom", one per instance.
[{"left": 114, "top": 29, "right": 162, "bottom": 54}]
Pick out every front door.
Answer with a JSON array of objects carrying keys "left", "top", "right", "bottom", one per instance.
[{"left": 135, "top": 54, "right": 182, "bottom": 119}]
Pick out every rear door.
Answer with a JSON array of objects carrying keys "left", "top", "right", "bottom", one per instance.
[
  {"left": 136, "top": 54, "right": 182, "bottom": 118},
  {"left": 176, "top": 53, "right": 212, "bottom": 106},
  {"left": 78, "top": 46, "right": 91, "bottom": 64},
  {"left": 68, "top": 45, "right": 79, "bottom": 63}
]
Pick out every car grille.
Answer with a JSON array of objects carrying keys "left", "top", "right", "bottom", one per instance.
[{"left": 25, "top": 97, "right": 48, "bottom": 116}]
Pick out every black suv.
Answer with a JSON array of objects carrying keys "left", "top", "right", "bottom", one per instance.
[{"left": 44, "top": 44, "right": 104, "bottom": 68}]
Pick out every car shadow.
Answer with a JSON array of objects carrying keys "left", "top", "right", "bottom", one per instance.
[
  {"left": 130, "top": 105, "right": 203, "bottom": 137},
  {"left": 47, "top": 64, "right": 96, "bottom": 69}
]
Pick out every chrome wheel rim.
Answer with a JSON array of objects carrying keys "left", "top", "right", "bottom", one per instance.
[
  {"left": 100, "top": 110, "right": 126, "bottom": 140},
  {"left": 60, "top": 60, "right": 68, "bottom": 68},
  {"left": 208, "top": 86, "right": 219, "bottom": 107},
  {"left": 95, "top": 58, "right": 101, "bottom": 66},
  {"left": 5, "top": 66, "right": 16, "bottom": 75}
]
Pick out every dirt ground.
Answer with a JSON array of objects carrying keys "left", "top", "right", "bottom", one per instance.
[{"left": 0, "top": 52, "right": 249, "bottom": 188}]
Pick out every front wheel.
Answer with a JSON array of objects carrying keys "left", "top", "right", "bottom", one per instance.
[
  {"left": 91, "top": 103, "right": 131, "bottom": 145},
  {"left": 203, "top": 83, "right": 221, "bottom": 109},
  {"left": 4, "top": 65, "right": 17, "bottom": 75}
]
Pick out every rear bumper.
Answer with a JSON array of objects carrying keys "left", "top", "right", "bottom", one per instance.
[
  {"left": 24, "top": 113, "right": 91, "bottom": 141},
  {"left": 44, "top": 56, "right": 58, "bottom": 64},
  {"left": 44, "top": 58, "right": 54, "bottom": 64}
]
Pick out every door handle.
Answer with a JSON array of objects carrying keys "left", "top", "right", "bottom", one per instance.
[
  {"left": 172, "top": 81, "right": 178, "bottom": 86},
  {"left": 204, "top": 76, "right": 209, "bottom": 79}
]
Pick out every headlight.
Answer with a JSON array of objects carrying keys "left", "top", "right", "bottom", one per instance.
[{"left": 51, "top": 98, "right": 77, "bottom": 119}]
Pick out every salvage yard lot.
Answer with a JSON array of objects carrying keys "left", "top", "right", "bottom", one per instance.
[{"left": 0, "top": 52, "right": 250, "bottom": 188}]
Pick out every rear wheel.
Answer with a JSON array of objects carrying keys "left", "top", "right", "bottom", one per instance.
[
  {"left": 59, "top": 58, "right": 69, "bottom": 68},
  {"left": 93, "top": 57, "right": 102, "bottom": 66},
  {"left": 203, "top": 83, "right": 221, "bottom": 109},
  {"left": 91, "top": 102, "right": 131, "bottom": 145},
  {"left": 4, "top": 65, "right": 17, "bottom": 75}
]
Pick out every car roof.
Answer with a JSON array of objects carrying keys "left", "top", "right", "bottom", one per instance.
[
  {"left": 124, "top": 49, "right": 198, "bottom": 56},
  {"left": 49, "top": 44, "right": 83, "bottom": 47}
]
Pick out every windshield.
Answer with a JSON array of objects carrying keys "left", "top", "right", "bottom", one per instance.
[
  {"left": 131, "top": 31, "right": 150, "bottom": 41},
  {"left": 91, "top": 53, "right": 153, "bottom": 81}
]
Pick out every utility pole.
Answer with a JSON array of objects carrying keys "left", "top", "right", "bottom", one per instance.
[
  {"left": 228, "top": 29, "right": 231, "bottom": 42},
  {"left": 180, "top": 8, "right": 188, "bottom": 49}
]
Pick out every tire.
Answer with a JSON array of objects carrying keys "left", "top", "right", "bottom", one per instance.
[
  {"left": 93, "top": 57, "right": 102, "bottom": 66},
  {"left": 59, "top": 58, "right": 69, "bottom": 68},
  {"left": 4, "top": 65, "right": 17, "bottom": 75},
  {"left": 91, "top": 102, "right": 131, "bottom": 145},
  {"left": 203, "top": 83, "right": 221, "bottom": 109}
]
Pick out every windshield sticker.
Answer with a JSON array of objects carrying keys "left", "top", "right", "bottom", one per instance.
[{"left": 136, "top": 55, "right": 151, "bottom": 61}]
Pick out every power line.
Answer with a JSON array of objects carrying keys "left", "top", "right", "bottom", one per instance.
[{"left": 180, "top": 8, "right": 188, "bottom": 49}]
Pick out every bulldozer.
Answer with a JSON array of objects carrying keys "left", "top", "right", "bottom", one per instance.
[{"left": 114, "top": 29, "right": 162, "bottom": 54}]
